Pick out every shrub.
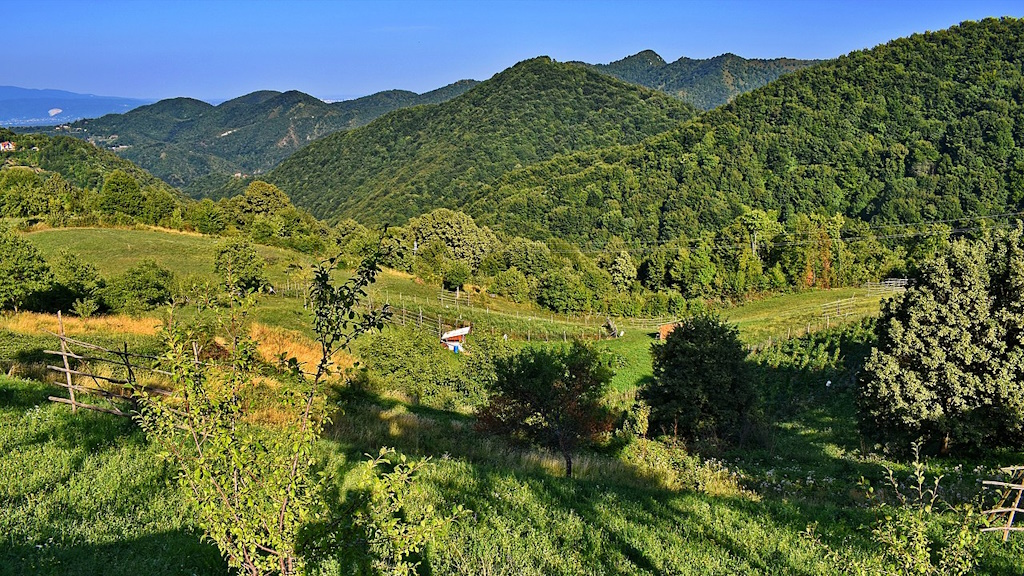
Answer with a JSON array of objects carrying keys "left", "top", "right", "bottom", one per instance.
[
  {"left": 100, "top": 259, "right": 175, "bottom": 314},
  {"left": 641, "top": 313, "right": 755, "bottom": 447},
  {"left": 214, "top": 238, "right": 268, "bottom": 295}
]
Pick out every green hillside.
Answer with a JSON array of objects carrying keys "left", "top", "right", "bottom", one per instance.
[
  {"left": 0, "top": 128, "right": 175, "bottom": 194},
  {"left": 267, "top": 57, "right": 698, "bottom": 223},
  {"left": 25, "top": 82, "right": 479, "bottom": 195},
  {"left": 464, "top": 18, "right": 1024, "bottom": 247},
  {"left": 579, "top": 50, "right": 821, "bottom": 110}
]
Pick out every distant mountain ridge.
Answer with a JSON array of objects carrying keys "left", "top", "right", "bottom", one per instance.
[
  {"left": 576, "top": 50, "right": 822, "bottom": 109},
  {"left": 24, "top": 80, "right": 480, "bottom": 195},
  {"left": 266, "top": 56, "right": 698, "bottom": 223},
  {"left": 0, "top": 86, "right": 152, "bottom": 127}
]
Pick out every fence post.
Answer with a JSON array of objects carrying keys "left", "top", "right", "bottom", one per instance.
[{"left": 58, "top": 311, "right": 76, "bottom": 414}]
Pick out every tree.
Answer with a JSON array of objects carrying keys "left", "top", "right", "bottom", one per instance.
[
  {"left": 96, "top": 169, "right": 144, "bottom": 217},
  {"left": 226, "top": 181, "right": 294, "bottom": 227},
  {"left": 134, "top": 250, "right": 389, "bottom": 575},
  {"left": 47, "top": 249, "right": 102, "bottom": 312},
  {"left": 859, "top": 227, "right": 1024, "bottom": 453},
  {"left": 214, "top": 238, "right": 267, "bottom": 295},
  {"left": 479, "top": 340, "right": 613, "bottom": 477},
  {"left": 100, "top": 259, "right": 174, "bottom": 314},
  {"left": 642, "top": 314, "right": 755, "bottom": 445},
  {"left": 441, "top": 259, "right": 470, "bottom": 291},
  {"left": 608, "top": 251, "right": 637, "bottom": 291},
  {"left": 489, "top": 267, "right": 530, "bottom": 302},
  {"left": 0, "top": 227, "right": 51, "bottom": 311}
]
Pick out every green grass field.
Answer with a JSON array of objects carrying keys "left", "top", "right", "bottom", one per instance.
[
  {"left": 7, "top": 227, "right": 1024, "bottom": 573},
  {"left": 26, "top": 227, "right": 315, "bottom": 285}
]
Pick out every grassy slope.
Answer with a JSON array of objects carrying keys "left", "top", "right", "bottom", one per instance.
[
  {"left": 25, "top": 227, "right": 314, "bottom": 283},
  {"left": 0, "top": 377, "right": 225, "bottom": 575},
  {"left": 8, "top": 227, "right": 1024, "bottom": 573}
]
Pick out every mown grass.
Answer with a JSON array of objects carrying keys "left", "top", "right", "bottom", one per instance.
[
  {"left": 720, "top": 288, "right": 884, "bottom": 345},
  {"left": 0, "top": 377, "right": 226, "bottom": 576},
  {"left": 25, "top": 227, "right": 314, "bottom": 285}
]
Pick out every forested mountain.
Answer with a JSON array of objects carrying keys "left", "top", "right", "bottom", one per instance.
[
  {"left": 0, "top": 86, "right": 151, "bottom": 126},
  {"left": 578, "top": 51, "right": 821, "bottom": 109},
  {"left": 459, "top": 18, "right": 1024, "bottom": 247},
  {"left": 25, "top": 81, "right": 479, "bottom": 195},
  {"left": 0, "top": 127, "right": 174, "bottom": 194},
  {"left": 266, "top": 57, "right": 698, "bottom": 223}
]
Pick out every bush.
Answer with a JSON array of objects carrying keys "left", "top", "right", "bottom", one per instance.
[
  {"left": 214, "top": 238, "right": 267, "bottom": 295},
  {"left": 100, "top": 259, "right": 175, "bottom": 314},
  {"left": 641, "top": 313, "right": 755, "bottom": 447},
  {"left": 355, "top": 326, "right": 487, "bottom": 410}
]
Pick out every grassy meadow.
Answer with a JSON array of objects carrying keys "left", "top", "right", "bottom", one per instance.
[{"left": 4, "top": 226, "right": 1024, "bottom": 574}]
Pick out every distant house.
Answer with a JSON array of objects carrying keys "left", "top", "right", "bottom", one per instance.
[
  {"left": 0, "top": 141, "right": 15, "bottom": 152},
  {"left": 441, "top": 326, "right": 471, "bottom": 353}
]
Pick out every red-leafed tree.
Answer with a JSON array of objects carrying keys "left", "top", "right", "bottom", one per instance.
[{"left": 478, "top": 340, "right": 613, "bottom": 478}]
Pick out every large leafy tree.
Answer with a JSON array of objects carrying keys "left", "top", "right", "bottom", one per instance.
[
  {"left": 96, "top": 169, "right": 145, "bottom": 217},
  {"left": 859, "top": 226, "right": 1024, "bottom": 453},
  {"left": 0, "top": 227, "right": 51, "bottom": 311},
  {"left": 642, "top": 314, "right": 755, "bottom": 445},
  {"left": 479, "top": 340, "right": 613, "bottom": 477}
]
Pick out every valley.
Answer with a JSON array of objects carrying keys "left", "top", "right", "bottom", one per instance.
[{"left": 2, "top": 11, "right": 1024, "bottom": 576}]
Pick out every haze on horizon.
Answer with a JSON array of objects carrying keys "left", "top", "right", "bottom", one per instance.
[{"left": 5, "top": 0, "right": 1023, "bottom": 103}]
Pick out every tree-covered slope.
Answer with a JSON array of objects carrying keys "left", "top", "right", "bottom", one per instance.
[
  {"left": 0, "top": 127, "right": 176, "bottom": 194},
  {"left": 266, "top": 57, "right": 698, "bottom": 223},
  {"left": 26, "top": 81, "right": 479, "bottom": 194},
  {"left": 465, "top": 18, "right": 1024, "bottom": 246},
  {"left": 579, "top": 50, "right": 822, "bottom": 110}
]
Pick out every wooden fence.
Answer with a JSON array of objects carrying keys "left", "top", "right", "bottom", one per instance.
[
  {"left": 44, "top": 311, "right": 170, "bottom": 418},
  {"left": 983, "top": 466, "right": 1024, "bottom": 541}
]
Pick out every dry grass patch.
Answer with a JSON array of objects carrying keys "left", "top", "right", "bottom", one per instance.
[
  {"left": 248, "top": 322, "right": 355, "bottom": 375},
  {"left": 0, "top": 312, "right": 161, "bottom": 337}
]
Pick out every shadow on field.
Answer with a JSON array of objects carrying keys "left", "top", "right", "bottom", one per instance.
[{"left": 0, "top": 531, "right": 225, "bottom": 576}]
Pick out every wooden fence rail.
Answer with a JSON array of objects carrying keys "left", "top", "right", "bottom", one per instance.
[
  {"left": 983, "top": 466, "right": 1024, "bottom": 541},
  {"left": 44, "top": 311, "right": 171, "bottom": 418}
]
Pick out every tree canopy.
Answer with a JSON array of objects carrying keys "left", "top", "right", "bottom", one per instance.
[{"left": 859, "top": 224, "right": 1024, "bottom": 453}]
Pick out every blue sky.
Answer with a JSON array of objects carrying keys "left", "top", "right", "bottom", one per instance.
[{"left": 5, "top": 0, "right": 1022, "bottom": 101}]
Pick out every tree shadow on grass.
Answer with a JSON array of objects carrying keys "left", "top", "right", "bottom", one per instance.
[{"left": 0, "top": 531, "right": 225, "bottom": 576}]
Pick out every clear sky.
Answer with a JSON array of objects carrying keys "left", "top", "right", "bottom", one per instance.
[{"left": 5, "top": 0, "right": 1022, "bottom": 102}]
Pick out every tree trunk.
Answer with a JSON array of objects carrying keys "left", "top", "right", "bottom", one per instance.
[{"left": 563, "top": 451, "right": 573, "bottom": 478}]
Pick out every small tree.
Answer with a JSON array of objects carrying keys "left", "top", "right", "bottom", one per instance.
[
  {"left": 134, "top": 251, "right": 389, "bottom": 575},
  {"left": 100, "top": 259, "right": 174, "bottom": 314},
  {"left": 48, "top": 249, "right": 103, "bottom": 312},
  {"left": 441, "top": 259, "right": 471, "bottom": 291},
  {"left": 642, "top": 313, "right": 755, "bottom": 445},
  {"left": 479, "top": 340, "right": 613, "bottom": 478},
  {"left": 215, "top": 238, "right": 268, "bottom": 295}
]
